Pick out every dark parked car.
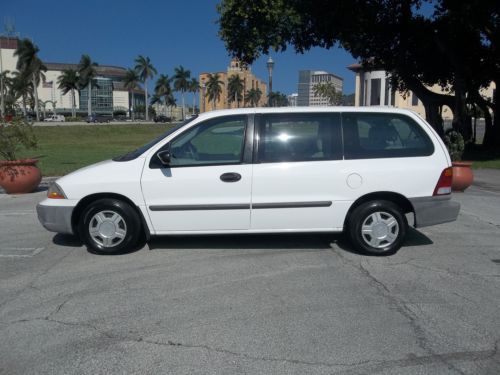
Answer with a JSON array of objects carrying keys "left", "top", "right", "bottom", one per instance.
[
  {"left": 154, "top": 115, "right": 171, "bottom": 123},
  {"left": 86, "top": 115, "right": 111, "bottom": 123}
]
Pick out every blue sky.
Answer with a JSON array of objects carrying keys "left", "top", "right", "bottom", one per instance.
[{"left": 3, "top": 0, "right": 358, "bottom": 98}]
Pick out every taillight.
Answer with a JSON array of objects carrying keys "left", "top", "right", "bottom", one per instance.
[{"left": 433, "top": 167, "right": 453, "bottom": 195}]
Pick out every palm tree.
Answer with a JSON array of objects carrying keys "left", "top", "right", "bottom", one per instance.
[
  {"left": 10, "top": 71, "right": 33, "bottom": 116},
  {"left": 134, "top": 55, "right": 157, "bottom": 121},
  {"left": 245, "top": 88, "right": 262, "bottom": 107},
  {"left": 123, "top": 68, "right": 140, "bottom": 120},
  {"left": 57, "top": 69, "right": 79, "bottom": 118},
  {"left": 227, "top": 74, "right": 244, "bottom": 108},
  {"left": 0, "top": 70, "right": 9, "bottom": 117},
  {"left": 313, "top": 82, "right": 342, "bottom": 105},
  {"left": 164, "top": 93, "right": 176, "bottom": 119},
  {"left": 78, "top": 54, "right": 98, "bottom": 117},
  {"left": 14, "top": 39, "right": 47, "bottom": 121},
  {"left": 173, "top": 65, "right": 191, "bottom": 119},
  {"left": 205, "top": 73, "right": 224, "bottom": 111},
  {"left": 188, "top": 78, "right": 199, "bottom": 114},
  {"left": 154, "top": 74, "right": 172, "bottom": 116},
  {"left": 269, "top": 91, "right": 289, "bottom": 107}
]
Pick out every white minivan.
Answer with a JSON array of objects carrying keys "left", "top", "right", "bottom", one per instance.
[{"left": 37, "top": 107, "right": 460, "bottom": 255}]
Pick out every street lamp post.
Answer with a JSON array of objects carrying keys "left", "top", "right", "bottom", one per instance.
[{"left": 266, "top": 56, "right": 274, "bottom": 106}]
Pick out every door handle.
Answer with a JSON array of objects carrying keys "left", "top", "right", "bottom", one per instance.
[{"left": 220, "top": 172, "right": 242, "bottom": 182}]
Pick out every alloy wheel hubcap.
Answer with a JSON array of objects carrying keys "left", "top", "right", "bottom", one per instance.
[
  {"left": 89, "top": 210, "right": 127, "bottom": 248},
  {"left": 361, "top": 211, "right": 399, "bottom": 249}
]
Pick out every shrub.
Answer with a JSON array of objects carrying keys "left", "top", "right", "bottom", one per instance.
[
  {"left": 0, "top": 117, "right": 38, "bottom": 161},
  {"left": 444, "top": 130, "right": 464, "bottom": 161}
]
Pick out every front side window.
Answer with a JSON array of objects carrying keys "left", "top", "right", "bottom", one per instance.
[
  {"left": 168, "top": 115, "right": 246, "bottom": 167},
  {"left": 342, "top": 113, "right": 434, "bottom": 159},
  {"left": 257, "top": 113, "right": 342, "bottom": 163}
]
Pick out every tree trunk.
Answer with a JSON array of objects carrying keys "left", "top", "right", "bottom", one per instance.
[
  {"left": 71, "top": 88, "right": 76, "bottom": 118},
  {"left": 181, "top": 92, "right": 185, "bottom": 120},
  {"left": 22, "top": 95, "right": 27, "bottom": 116},
  {"left": 481, "top": 104, "right": 493, "bottom": 148},
  {"left": 491, "top": 81, "right": 500, "bottom": 147},
  {"left": 145, "top": 78, "right": 148, "bottom": 121},
  {"left": 88, "top": 80, "right": 92, "bottom": 117},
  {"left": 0, "top": 75, "right": 5, "bottom": 118},
  {"left": 422, "top": 100, "right": 444, "bottom": 137},
  {"left": 32, "top": 74, "right": 40, "bottom": 121},
  {"left": 193, "top": 93, "right": 196, "bottom": 115},
  {"left": 472, "top": 89, "right": 497, "bottom": 148},
  {"left": 131, "top": 91, "right": 135, "bottom": 121},
  {"left": 452, "top": 79, "right": 472, "bottom": 141}
]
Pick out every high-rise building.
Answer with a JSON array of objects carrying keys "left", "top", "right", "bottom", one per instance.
[
  {"left": 297, "top": 70, "right": 344, "bottom": 106},
  {"left": 287, "top": 93, "right": 298, "bottom": 106}
]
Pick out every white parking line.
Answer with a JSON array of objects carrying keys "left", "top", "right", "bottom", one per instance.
[
  {"left": 0, "top": 247, "right": 45, "bottom": 258},
  {"left": 0, "top": 211, "right": 36, "bottom": 216}
]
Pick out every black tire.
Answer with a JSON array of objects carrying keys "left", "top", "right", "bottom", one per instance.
[
  {"left": 347, "top": 200, "right": 407, "bottom": 256},
  {"left": 79, "top": 198, "right": 142, "bottom": 255}
]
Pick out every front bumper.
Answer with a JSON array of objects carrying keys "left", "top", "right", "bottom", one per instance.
[
  {"left": 409, "top": 195, "right": 460, "bottom": 228},
  {"left": 36, "top": 203, "right": 75, "bottom": 235}
]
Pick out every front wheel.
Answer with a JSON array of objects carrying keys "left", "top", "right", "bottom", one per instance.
[
  {"left": 347, "top": 200, "right": 407, "bottom": 256},
  {"left": 79, "top": 198, "right": 142, "bottom": 254}
]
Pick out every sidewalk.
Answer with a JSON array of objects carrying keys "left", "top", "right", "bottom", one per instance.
[{"left": 472, "top": 168, "right": 500, "bottom": 193}]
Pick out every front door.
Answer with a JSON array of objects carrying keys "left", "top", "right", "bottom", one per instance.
[{"left": 141, "top": 115, "right": 252, "bottom": 233}]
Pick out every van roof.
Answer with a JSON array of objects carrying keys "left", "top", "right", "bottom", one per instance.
[{"left": 196, "top": 106, "right": 420, "bottom": 121}]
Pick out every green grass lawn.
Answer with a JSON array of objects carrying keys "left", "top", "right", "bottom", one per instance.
[
  {"left": 18, "top": 124, "right": 174, "bottom": 176},
  {"left": 464, "top": 146, "right": 500, "bottom": 169}
]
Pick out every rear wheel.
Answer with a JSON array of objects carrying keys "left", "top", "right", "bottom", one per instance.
[
  {"left": 348, "top": 200, "right": 407, "bottom": 256},
  {"left": 79, "top": 198, "right": 142, "bottom": 254}
]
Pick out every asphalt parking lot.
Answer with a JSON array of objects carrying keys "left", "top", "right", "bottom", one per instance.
[{"left": 0, "top": 173, "right": 499, "bottom": 374}]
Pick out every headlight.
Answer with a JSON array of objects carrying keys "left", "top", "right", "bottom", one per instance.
[{"left": 47, "top": 183, "right": 67, "bottom": 199}]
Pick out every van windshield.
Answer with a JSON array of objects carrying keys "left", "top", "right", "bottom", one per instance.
[{"left": 113, "top": 116, "right": 198, "bottom": 162}]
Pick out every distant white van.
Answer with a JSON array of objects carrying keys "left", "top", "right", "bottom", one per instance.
[
  {"left": 43, "top": 114, "right": 65, "bottom": 122},
  {"left": 37, "top": 107, "right": 459, "bottom": 255}
]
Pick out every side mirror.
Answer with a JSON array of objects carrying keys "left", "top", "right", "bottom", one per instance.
[{"left": 157, "top": 149, "right": 171, "bottom": 165}]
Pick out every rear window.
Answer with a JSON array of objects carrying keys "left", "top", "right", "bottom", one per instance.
[{"left": 342, "top": 113, "right": 434, "bottom": 159}]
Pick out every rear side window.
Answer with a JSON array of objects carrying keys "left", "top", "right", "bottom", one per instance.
[
  {"left": 342, "top": 113, "right": 434, "bottom": 159},
  {"left": 257, "top": 113, "right": 342, "bottom": 163}
]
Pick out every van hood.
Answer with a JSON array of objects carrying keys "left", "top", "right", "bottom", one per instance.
[{"left": 54, "top": 158, "right": 146, "bottom": 200}]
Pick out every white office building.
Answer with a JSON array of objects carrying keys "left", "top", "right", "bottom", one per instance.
[
  {"left": 0, "top": 36, "right": 145, "bottom": 117},
  {"left": 297, "top": 70, "right": 344, "bottom": 106}
]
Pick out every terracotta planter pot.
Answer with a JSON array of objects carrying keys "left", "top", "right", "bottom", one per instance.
[
  {"left": 451, "top": 161, "right": 473, "bottom": 192},
  {"left": 0, "top": 159, "right": 42, "bottom": 194}
]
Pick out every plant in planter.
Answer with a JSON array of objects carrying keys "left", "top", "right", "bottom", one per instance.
[
  {"left": 443, "top": 130, "right": 473, "bottom": 192},
  {"left": 0, "top": 118, "right": 42, "bottom": 194}
]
